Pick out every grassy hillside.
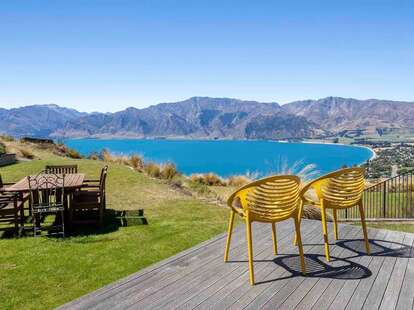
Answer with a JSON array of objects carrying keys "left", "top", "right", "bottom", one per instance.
[{"left": 0, "top": 140, "right": 232, "bottom": 309}]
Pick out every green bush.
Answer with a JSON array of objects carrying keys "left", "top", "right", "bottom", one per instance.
[{"left": 0, "top": 142, "right": 5, "bottom": 155}]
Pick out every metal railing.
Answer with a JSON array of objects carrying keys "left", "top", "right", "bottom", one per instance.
[{"left": 339, "top": 169, "right": 414, "bottom": 221}]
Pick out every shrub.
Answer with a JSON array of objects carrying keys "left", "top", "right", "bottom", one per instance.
[
  {"left": 0, "top": 142, "right": 5, "bottom": 155},
  {"left": 187, "top": 180, "right": 211, "bottom": 195},
  {"left": 67, "top": 148, "right": 82, "bottom": 159},
  {"left": 129, "top": 154, "right": 144, "bottom": 170},
  {"left": 101, "top": 149, "right": 114, "bottom": 162},
  {"left": 161, "top": 162, "right": 178, "bottom": 180},
  {"left": 19, "top": 147, "right": 34, "bottom": 159},
  {"left": 144, "top": 162, "right": 161, "bottom": 178},
  {"left": 190, "top": 173, "right": 226, "bottom": 186},
  {"left": 88, "top": 152, "right": 100, "bottom": 160},
  {"left": 227, "top": 175, "right": 251, "bottom": 187}
]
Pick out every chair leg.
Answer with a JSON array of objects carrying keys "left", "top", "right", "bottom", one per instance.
[
  {"left": 294, "top": 215, "right": 306, "bottom": 274},
  {"left": 271, "top": 222, "right": 278, "bottom": 255},
  {"left": 358, "top": 201, "right": 371, "bottom": 255},
  {"left": 333, "top": 209, "right": 338, "bottom": 241},
  {"left": 246, "top": 216, "right": 254, "bottom": 285},
  {"left": 224, "top": 210, "right": 235, "bottom": 262},
  {"left": 321, "top": 204, "right": 330, "bottom": 261},
  {"left": 294, "top": 201, "right": 304, "bottom": 246}
]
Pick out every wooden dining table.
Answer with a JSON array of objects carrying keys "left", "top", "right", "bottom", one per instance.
[
  {"left": 5, "top": 173, "right": 85, "bottom": 193},
  {"left": 4, "top": 173, "right": 85, "bottom": 223}
]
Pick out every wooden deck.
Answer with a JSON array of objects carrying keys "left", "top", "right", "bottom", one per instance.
[{"left": 60, "top": 219, "right": 414, "bottom": 309}]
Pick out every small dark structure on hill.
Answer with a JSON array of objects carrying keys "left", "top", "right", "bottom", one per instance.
[{"left": 21, "top": 137, "right": 54, "bottom": 144}]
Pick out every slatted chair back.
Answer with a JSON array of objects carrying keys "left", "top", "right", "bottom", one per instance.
[
  {"left": 28, "top": 172, "right": 65, "bottom": 209},
  {"left": 99, "top": 166, "right": 108, "bottom": 208},
  {"left": 303, "top": 167, "right": 365, "bottom": 209},
  {"left": 227, "top": 175, "right": 301, "bottom": 222},
  {"left": 28, "top": 172, "right": 66, "bottom": 236},
  {"left": 0, "top": 193, "right": 19, "bottom": 233},
  {"left": 99, "top": 166, "right": 108, "bottom": 192},
  {"left": 45, "top": 164, "right": 78, "bottom": 174}
]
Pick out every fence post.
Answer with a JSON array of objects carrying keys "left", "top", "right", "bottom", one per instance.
[{"left": 382, "top": 182, "right": 387, "bottom": 218}]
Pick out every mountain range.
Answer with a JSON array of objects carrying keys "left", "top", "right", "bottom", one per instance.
[{"left": 1, "top": 96, "right": 414, "bottom": 140}]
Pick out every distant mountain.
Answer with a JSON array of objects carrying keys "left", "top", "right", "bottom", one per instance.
[
  {"left": 1, "top": 96, "right": 414, "bottom": 139},
  {"left": 283, "top": 97, "right": 414, "bottom": 136},
  {"left": 0, "top": 104, "right": 86, "bottom": 137},
  {"left": 52, "top": 97, "right": 324, "bottom": 139}
]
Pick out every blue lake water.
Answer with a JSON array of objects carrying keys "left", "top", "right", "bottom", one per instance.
[{"left": 64, "top": 139, "right": 373, "bottom": 177}]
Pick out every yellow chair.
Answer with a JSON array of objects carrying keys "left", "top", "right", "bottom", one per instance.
[
  {"left": 295, "top": 167, "right": 370, "bottom": 261},
  {"left": 224, "top": 175, "right": 306, "bottom": 285}
]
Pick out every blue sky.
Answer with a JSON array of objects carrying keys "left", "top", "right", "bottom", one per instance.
[{"left": 0, "top": 0, "right": 413, "bottom": 112}]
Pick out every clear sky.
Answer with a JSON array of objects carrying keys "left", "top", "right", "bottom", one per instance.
[{"left": 1, "top": 0, "right": 413, "bottom": 112}]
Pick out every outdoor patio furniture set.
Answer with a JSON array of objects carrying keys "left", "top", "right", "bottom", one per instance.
[{"left": 0, "top": 164, "right": 108, "bottom": 237}]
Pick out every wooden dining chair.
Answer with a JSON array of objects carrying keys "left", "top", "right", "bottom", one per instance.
[
  {"left": 45, "top": 164, "right": 78, "bottom": 174},
  {"left": 70, "top": 166, "right": 108, "bottom": 227},
  {"left": 27, "top": 172, "right": 66, "bottom": 237},
  {"left": 0, "top": 173, "right": 30, "bottom": 205},
  {"left": 295, "top": 167, "right": 369, "bottom": 261},
  {"left": 0, "top": 193, "right": 24, "bottom": 236},
  {"left": 225, "top": 175, "right": 306, "bottom": 285}
]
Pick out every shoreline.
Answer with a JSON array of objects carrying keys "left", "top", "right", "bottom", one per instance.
[{"left": 300, "top": 139, "right": 377, "bottom": 161}]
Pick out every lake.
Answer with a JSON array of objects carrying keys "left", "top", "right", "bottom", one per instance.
[{"left": 64, "top": 139, "right": 374, "bottom": 177}]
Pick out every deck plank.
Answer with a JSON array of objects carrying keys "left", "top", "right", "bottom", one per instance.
[{"left": 58, "top": 220, "right": 414, "bottom": 310}]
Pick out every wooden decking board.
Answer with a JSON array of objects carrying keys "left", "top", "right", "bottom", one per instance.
[
  {"left": 294, "top": 226, "right": 380, "bottom": 310},
  {"left": 140, "top": 220, "right": 314, "bottom": 309},
  {"left": 327, "top": 234, "right": 384, "bottom": 310},
  {"left": 260, "top": 226, "right": 365, "bottom": 309},
  {"left": 125, "top": 221, "right": 299, "bottom": 309},
  {"left": 242, "top": 222, "right": 337, "bottom": 309},
  {"left": 61, "top": 231, "right": 232, "bottom": 309},
  {"left": 224, "top": 223, "right": 346, "bottom": 310},
  {"left": 279, "top": 225, "right": 366, "bottom": 309},
  {"left": 379, "top": 233, "right": 414, "bottom": 310},
  {"left": 361, "top": 231, "right": 407, "bottom": 310},
  {"left": 180, "top": 220, "right": 319, "bottom": 309},
  {"left": 198, "top": 220, "right": 324, "bottom": 310},
  {"left": 396, "top": 236, "right": 414, "bottom": 310},
  {"left": 311, "top": 228, "right": 389, "bottom": 310},
  {"left": 59, "top": 220, "right": 414, "bottom": 310},
  {"left": 80, "top": 223, "right": 261, "bottom": 310},
  {"left": 109, "top": 223, "right": 276, "bottom": 310},
  {"left": 344, "top": 232, "right": 388, "bottom": 310}
]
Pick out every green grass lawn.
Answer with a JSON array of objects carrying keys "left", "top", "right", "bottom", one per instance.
[
  {"left": 0, "top": 155, "right": 231, "bottom": 309},
  {"left": 365, "top": 222, "right": 414, "bottom": 234}
]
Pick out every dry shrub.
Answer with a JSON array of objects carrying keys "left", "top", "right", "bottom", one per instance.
[
  {"left": 144, "top": 162, "right": 161, "bottom": 178},
  {"left": 0, "top": 142, "right": 5, "bottom": 155},
  {"left": 161, "top": 162, "right": 178, "bottom": 180},
  {"left": 227, "top": 175, "right": 251, "bottom": 187},
  {"left": 101, "top": 149, "right": 114, "bottom": 162},
  {"left": 67, "top": 148, "right": 82, "bottom": 159},
  {"left": 190, "top": 173, "right": 226, "bottom": 186},
  {"left": 129, "top": 154, "right": 144, "bottom": 170},
  {"left": 88, "top": 153, "right": 100, "bottom": 160},
  {"left": 115, "top": 155, "right": 129, "bottom": 165},
  {"left": 19, "top": 147, "right": 34, "bottom": 159}
]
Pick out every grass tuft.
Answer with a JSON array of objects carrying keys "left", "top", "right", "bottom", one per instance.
[{"left": 144, "top": 162, "right": 161, "bottom": 178}]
